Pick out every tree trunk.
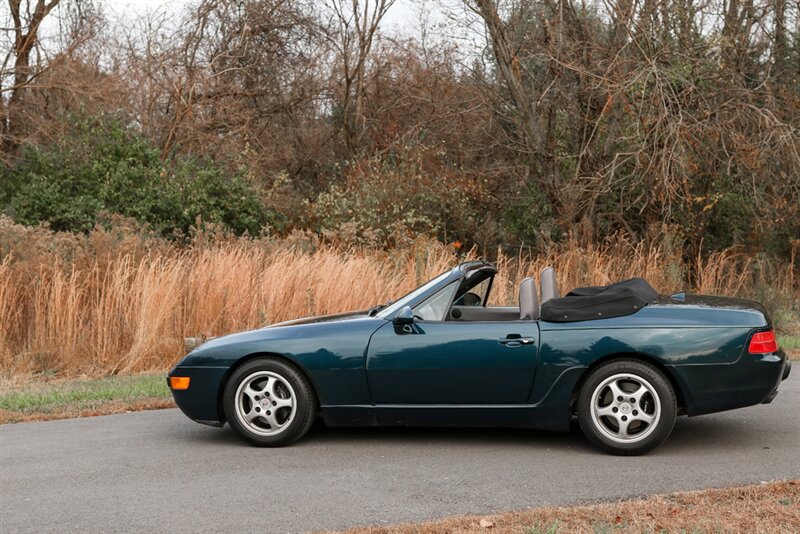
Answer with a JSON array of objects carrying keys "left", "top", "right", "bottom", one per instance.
[{"left": 3, "top": 0, "right": 62, "bottom": 153}]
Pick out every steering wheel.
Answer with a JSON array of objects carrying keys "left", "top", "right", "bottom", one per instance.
[{"left": 460, "top": 292, "right": 482, "bottom": 307}]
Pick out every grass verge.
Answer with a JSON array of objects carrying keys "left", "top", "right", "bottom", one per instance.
[
  {"left": 0, "top": 373, "right": 173, "bottom": 424},
  {"left": 326, "top": 480, "right": 799, "bottom": 534},
  {"left": 780, "top": 334, "right": 800, "bottom": 360}
]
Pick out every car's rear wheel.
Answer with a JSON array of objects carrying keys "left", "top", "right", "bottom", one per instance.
[
  {"left": 223, "top": 358, "right": 316, "bottom": 446},
  {"left": 577, "top": 359, "right": 676, "bottom": 455}
]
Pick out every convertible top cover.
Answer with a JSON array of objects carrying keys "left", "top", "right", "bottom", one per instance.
[{"left": 541, "top": 277, "right": 659, "bottom": 322}]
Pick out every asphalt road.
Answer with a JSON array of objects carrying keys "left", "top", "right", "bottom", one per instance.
[{"left": 2, "top": 374, "right": 799, "bottom": 533}]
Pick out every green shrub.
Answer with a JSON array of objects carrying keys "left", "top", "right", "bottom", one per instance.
[
  {"left": 501, "top": 187, "right": 557, "bottom": 246},
  {"left": 307, "top": 149, "right": 483, "bottom": 247},
  {"left": 1, "top": 115, "right": 268, "bottom": 237}
]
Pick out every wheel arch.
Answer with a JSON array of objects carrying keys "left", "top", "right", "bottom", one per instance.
[
  {"left": 570, "top": 352, "right": 687, "bottom": 416},
  {"left": 217, "top": 352, "right": 321, "bottom": 423}
]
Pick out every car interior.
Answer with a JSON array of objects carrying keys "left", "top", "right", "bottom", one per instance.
[
  {"left": 437, "top": 263, "right": 658, "bottom": 323},
  {"left": 442, "top": 265, "right": 560, "bottom": 322}
]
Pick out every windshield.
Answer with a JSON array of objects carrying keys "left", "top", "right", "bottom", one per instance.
[
  {"left": 413, "top": 281, "right": 459, "bottom": 321},
  {"left": 376, "top": 270, "right": 453, "bottom": 318}
]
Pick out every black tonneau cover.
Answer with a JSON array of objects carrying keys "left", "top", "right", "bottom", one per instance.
[{"left": 540, "top": 277, "right": 659, "bottom": 322}]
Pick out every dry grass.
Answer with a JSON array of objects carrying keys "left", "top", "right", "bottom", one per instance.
[
  {"left": 326, "top": 480, "right": 800, "bottom": 534},
  {"left": 0, "top": 219, "right": 797, "bottom": 378}
]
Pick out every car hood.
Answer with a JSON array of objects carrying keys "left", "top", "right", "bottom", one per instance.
[
  {"left": 266, "top": 310, "right": 370, "bottom": 328},
  {"left": 183, "top": 310, "right": 371, "bottom": 351},
  {"left": 178, "top": 310, "right": 386, "bottom": 367}
]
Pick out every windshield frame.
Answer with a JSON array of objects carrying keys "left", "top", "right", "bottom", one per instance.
[
  {"left": 375, "top": 261, "right": 495, "bottom": 320},
  {"left": 375, "top": 269, "right": 457, "bottom": 319}
]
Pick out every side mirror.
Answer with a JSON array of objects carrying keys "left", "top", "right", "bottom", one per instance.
[{"left": 393, "top": 306, "right": 414, "bottom": 325}]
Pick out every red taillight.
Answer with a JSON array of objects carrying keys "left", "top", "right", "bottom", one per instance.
[{"left": 748, "top": 330, "right": 778, "bottom": 354}]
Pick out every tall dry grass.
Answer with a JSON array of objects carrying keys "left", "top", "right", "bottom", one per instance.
[{"left": 0, "top": 219, "right": 797, "bottom": 378}]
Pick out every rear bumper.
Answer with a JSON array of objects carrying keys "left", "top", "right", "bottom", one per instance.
[
  {"left": 671, "top": 348, "right": 789, "bottom": 415},
  {"left": 763, "top": 358, "right": 792, "bottom": 404}
]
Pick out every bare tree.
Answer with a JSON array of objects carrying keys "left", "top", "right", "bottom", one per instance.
[
  {"left": 2, "top": 0, "right": 62, "bottom": 153},
  {"left": 323, "top": 0, "right": 396, "bottom": 155},
  {"left": 1, "top": 0, "right": 797, "bottom": 258},
  {"left": 468, "top": 0, "right": 535, "bottom": 149}
]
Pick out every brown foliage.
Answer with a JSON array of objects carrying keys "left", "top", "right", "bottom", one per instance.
[
  {"left": 4, "top": 0, "right": 796, "bottom": 255},
  {"left": 0, "top": 218, "right": 796, "bottom": 378}
]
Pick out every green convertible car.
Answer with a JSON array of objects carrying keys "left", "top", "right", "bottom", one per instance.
[{"left": 168, "top": 260, "right": 791, "bottom": 455}]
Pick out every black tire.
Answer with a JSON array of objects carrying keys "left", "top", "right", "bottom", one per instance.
[
  {"left": 577, "top": 359, "right": 677, "bottom": 455},
  {"left": 223, "top": 357, "right": 317, "bottom": 447}
]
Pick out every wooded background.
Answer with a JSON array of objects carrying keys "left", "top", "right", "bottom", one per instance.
[
  {"left": 2, "top": 0, "right": 799, "bottom": 260},
  {"left": 1, "top": 0, "right": 799, "bottom": 376}
]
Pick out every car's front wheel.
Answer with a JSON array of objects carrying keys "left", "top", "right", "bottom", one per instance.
[
  {"left": 223, "top": 358, "right": 316, "bottom": 446},
  {"left": 577, "top": 359, "right": 677, "bottom": 455}
]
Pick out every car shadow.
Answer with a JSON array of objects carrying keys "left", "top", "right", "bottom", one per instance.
[
  {"left": 303, "top": 419, "right": 591, "bottom": 449},
  {"left": 660, "top": 414, "right": 773, "bottom": 453},
  {"left": 182, "top": 413, "right": 757, "bottom": 454},
  {"left": 181, "top": 416, "right": 593, "bottom": 450}
]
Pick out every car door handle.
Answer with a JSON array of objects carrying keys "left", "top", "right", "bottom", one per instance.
[{"left": 499, "top": 337, "right": 535, "bottom": 345}]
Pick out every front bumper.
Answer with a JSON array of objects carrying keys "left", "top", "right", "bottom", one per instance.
[{"left": 167, "top": 366, "right": 229, "bottom": 425}]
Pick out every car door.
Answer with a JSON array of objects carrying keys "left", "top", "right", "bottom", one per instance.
[{"left": 365, "top": 314, "right": 540, "bottom": 404}]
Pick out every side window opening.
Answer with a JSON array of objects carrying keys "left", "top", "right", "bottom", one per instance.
[
  {"left": 452, "top": 267, "right": 495, "bottom": 308},
  {"left": 453, "top": 277, "right": 491, "bottom": 306},
  {"left": 447, "top": 267, "right": 525, "bottom": 322}
]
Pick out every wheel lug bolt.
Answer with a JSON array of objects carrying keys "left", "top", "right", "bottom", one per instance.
[
  {"left": 272, "top": 401, "right": 277, "bottom": 406},
  {"left": 621, "top": 415, "right": 628, "bottom": 421},
  {"left": 633, "top": 410, "right": 638, "bottom": 415},
  {"left": 630, "top": 398, "right": 635, "bottom": 403},
  {"left": 255, "top": 407, "right": 261, "bottom": 412},
  {"left": 617, "top": 396, "right": 623, "bottom": 401},
  {"left": 612, "top": 407, "right": 618, "bottom": 413},
  {"left": 255, "top": 396, "right": 260, "bottom": 401},
  {"left": 267, "top": 410, "right": 271, "bottom": 415}
]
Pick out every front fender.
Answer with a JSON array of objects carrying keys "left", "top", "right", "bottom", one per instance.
[{"left": 175, "top": 317, "right": 388, "bottom": 409}]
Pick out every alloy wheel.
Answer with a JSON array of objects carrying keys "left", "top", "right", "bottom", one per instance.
[
  {"left": 589, "top": 373, "right": 661, "bottom": 444},
  {"left": 234, "top": 370, "right": 297, "bottom": 436}
]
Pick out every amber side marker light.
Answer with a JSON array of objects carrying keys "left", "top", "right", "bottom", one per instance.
[
  {"left": 169, "top": 376, "right": 191, "bottom": 390},
  {"left": 748, "top": 330, "right": 778, "bottom": 354}
]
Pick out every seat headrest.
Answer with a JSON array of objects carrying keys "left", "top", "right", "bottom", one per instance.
[
  {"left": 541, "top": 267, "right": 559, "bottom": 303},
  {"left": 519, "top": 277, "right": 540, "bottom": 320}
]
